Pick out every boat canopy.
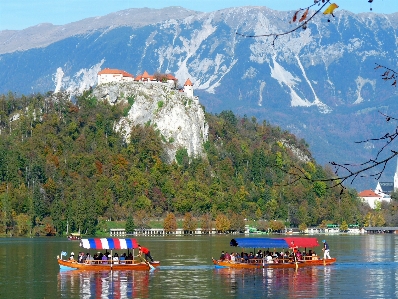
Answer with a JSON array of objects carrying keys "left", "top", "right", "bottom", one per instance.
[
  {"left": 231, "top": 237, "right": 319, "bottom": 249},
  {"left": 284, "top": 237, "right": 319, "bottom": 248},
  {"left": 80, "top": 238, "right": 138, "bottom": 250},
  {"left": 232, "top": 238, "right": 288, "bottom": 248}
]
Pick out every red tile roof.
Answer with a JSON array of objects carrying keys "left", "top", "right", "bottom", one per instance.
[
  {"left": 184, "top": 78, "right": 193, "bottom": 86},
  {"left": 166, "top": 74, "right": 177, "bottom": 81},
  {"left": 358, "top": 190, "right": 381, "bottom": 197},
  {"left": 98, "top": 68, "right": 133, "bottom": 78}
]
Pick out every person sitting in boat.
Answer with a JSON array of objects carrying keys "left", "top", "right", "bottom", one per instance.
[
  {"left": 85, "top": 253, "right": 93, "bottom": 264},
  {"left": 138, "top": 245, "right": 154, "bottom": 262},
  {"left": 266, "top": 254, "right": 273, "bottom": 263},
  {"left": 69, "top": 252, "right": 75, "bottom": 260},
  {"left": 113, "top": 253, "right": 119, "bottom": 264},
  {"left": 220, "top": 251, "right": 225, "bottom": 261},
  {"left": 242, "top": 252, "right": 249, "bottom": 262},
  {"left": 256, "top": 250, "right": 263, "bottom": 258},
  {"left": 119, "top": 253, "right": 126, "bottom": 264},
  {"left": 102, "top": 253, "right": 108, "bottom": 264},
  {"left": 297, "top": 250, "right": 303, "bottom": 261},
  {"left": 225, "top": 252, "right": 231, "bottom": 260},
  {"left": 230, "top": 252, "right": 236, "bottom": 263}
]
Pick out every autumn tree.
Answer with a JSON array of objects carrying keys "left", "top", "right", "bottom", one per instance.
[
  {"left": 215, "top": 213, "right": 230, "bottom": 233},
  {"left": 200, "top": 213, "right": 213, "bottom": 234},
  {"left": 163, "top": 212, "right": 177, "bottom": 233},
  {"left": 183, "top": 212, "right": 196, "bottom": 233}
]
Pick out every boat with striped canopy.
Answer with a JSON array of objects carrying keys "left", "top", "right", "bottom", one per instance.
[
  {"left": 212, "top": 237, "right": 336, "bottom": 269},
  {"left": 57, "top": 238, "right": 159, "bottom": 271}
]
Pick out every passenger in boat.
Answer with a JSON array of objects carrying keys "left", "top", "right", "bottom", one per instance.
[
  {"left": 113, "top": 253, "right": 119, "bottom": 264},
  {"left": 120, "top": 253, "right": 126, "bottom": 264},
  {"left": 296, "top": 250, "right": 302, "bottom": 261},
  {"left": 230, "top": 252, "right": 236, "bottom": 263},
  {"left": 138, "top": 245, "right": 154, "bottom": 262},
  {"left": 126, "top": 252, "right": 133, "bottom": 260},
  {"left": 322, "top": 240, "right": 331, "bottom": 259},
  {"left": 102, "top": 253, "right": 108, "bottom": 264},
  {"left": 69, "top": 252, "right": 75, "bottom": 260},
  {"left": 220, "top": 251, "right": 225, "bottom": 260},
  {"left": 243, "top": 253, "right": 249, "bottom": 262},
  {"left": 225, "top": 252, "right": 231, "bottom": 260},
  {"left": 266, "top": 254, "right": 273, "bottom": 263},
  {"left": 256, "top": 250, "right": 263, "bottom": 258}
]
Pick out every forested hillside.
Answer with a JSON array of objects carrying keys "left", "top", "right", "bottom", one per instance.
[{"left": 0, "top": 90, "right": 386, "bottom": 236}]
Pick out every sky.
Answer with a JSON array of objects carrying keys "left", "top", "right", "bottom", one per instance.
[{"left": 1, "top": 0, "right": 397, "bottom": 31}]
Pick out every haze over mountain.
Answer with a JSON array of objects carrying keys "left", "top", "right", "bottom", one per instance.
[{"left": 1, "top": 6, "right": 398, "bottom": 190}]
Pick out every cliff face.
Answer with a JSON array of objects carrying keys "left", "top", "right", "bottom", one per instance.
[{"left": 94, "top": 82, "right": 208, "bottom": 162}]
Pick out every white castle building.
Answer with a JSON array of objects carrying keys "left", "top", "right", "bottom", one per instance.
[{"left": 97, "top": 68, "right": 195, "bottom": 98}]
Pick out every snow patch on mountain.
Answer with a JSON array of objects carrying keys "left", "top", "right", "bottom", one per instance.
[
  {"left": 354, "top": 76, "right": 376, "bottom": 104},
  {"left": 258, "top": 81, "right": 266, "bottom": 106},
  {"left": 53, "top": 60, "right": 104, "bottom": 95},
  {"left": 175, "top": 18, "right": 217, "bottom": 85}
]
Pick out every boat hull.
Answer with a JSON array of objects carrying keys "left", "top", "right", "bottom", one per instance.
[
  {"left": 58, "top": 259, "right": 160, "bottom": 271},
  {"left": 212, "top": 258, "right": 336, "bottom": 269}
]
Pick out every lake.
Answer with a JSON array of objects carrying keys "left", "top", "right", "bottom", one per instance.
[{"left": 0, "top": 234, "right": 398, "bottom": 298}]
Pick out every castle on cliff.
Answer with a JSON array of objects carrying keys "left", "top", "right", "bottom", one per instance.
[{"left": 97, "top": 68, "right": 194, "bottom": 98}]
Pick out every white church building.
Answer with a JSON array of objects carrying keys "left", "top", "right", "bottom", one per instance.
[{"left": 359, "top": 159, "right": 398, "bottom": 208}]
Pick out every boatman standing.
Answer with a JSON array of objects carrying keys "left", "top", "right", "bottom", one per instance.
[
  {"left": 322, "top": 240, "right": 331, "bottom": 259},
  {"left": 138, "top": 245, "right": 154, "bottom": 262}
]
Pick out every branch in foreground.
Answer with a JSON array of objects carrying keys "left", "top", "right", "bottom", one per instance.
[{"left": 235, "top": 1, "right": 335, "bottom": 46}]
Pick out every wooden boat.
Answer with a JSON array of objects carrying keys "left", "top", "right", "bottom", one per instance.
[
  {"left": 57, "top": 238, "right": 160, "bottom": 271},
  {"left": 212, "top": 237, "right": 336, "bottom": 269},
  {"left": 67, "top": 233, "right": 81, "bottom": 241}
]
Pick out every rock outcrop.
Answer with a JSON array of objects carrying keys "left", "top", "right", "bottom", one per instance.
[{"left": 94, "top": 82, "right": 208, "bottom": 163}]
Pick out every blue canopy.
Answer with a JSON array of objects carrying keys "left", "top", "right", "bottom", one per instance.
[{"left": 232, "top": 238, "right": 289, "bottom": 248}]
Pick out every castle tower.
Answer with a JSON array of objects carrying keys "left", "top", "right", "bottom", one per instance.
[
  {"left": 184, "top": 78, "right": 194, "bottom": 98},
  {"left": 394, "top": 158, "right": 398, "bottom": 192}
]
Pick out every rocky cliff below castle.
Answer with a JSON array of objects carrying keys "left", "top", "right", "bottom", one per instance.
[{"left": 93, "top": 82, "right": 208, "bottom": 163}]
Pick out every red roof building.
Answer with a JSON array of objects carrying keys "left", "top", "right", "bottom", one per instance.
[
  {"left": 98, "top": 68, "right": 134, "bottom": 84},
  {"left": 358, "top": 189, "right": 387, "bottom": 209}
]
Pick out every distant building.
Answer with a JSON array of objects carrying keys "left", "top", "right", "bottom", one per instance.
[
  {"left": 97, "top": 68, "right": 197, "bottom": 98},
  {"left": 97, "top": 68, "right": 134, "bottom": 84},
  {"left": 374, "top": 158, "right": 398, "bottom": 199},
  {"left": 359, "top": 158, "right": 398, "bottom": 208},
  {"left": 183, "top": 78, "right": 194, "bottom": 98},
  {"left": 358, "top": 189, "right": 383, "bottom": 209}
]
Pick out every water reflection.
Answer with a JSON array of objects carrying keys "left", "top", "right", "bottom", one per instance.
[
  {"left": 58, "top": 270, "right": 151, "bottom": 298},
  {"left": 213, "top": 267, "right": 321, "bottom": 298}
]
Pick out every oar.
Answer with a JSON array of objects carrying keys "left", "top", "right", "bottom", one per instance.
[{"left": 139, "top": 254, "right": 155, "bottom": 271}]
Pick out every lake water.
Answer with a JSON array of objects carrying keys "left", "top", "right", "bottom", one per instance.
[{"left": 1, "top": 234, "right": 398, "bottom": 298}]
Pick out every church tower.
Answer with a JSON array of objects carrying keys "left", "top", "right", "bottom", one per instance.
[
  {"left": 184, "top": 78, "right": 194, "bottom": 98},
  {"left": 394, "top": 158, "right": 398, "bottom": 192}
]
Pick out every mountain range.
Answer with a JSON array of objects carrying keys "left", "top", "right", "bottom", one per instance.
[{"left": 1, "top": 6, "right": 398, "bottom": 191}]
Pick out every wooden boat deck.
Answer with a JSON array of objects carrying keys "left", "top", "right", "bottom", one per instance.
[{"left": 58, "top": 258, "right": 160, "bottom": 271}]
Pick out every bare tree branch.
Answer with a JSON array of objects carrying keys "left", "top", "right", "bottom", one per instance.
[{"left": 236, "top": 1, "right": 333, "bottom": 46}]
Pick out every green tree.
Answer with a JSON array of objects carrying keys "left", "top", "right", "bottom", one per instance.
[{"left": 125, "top": 215, "right": 135, "bottom": 234}]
